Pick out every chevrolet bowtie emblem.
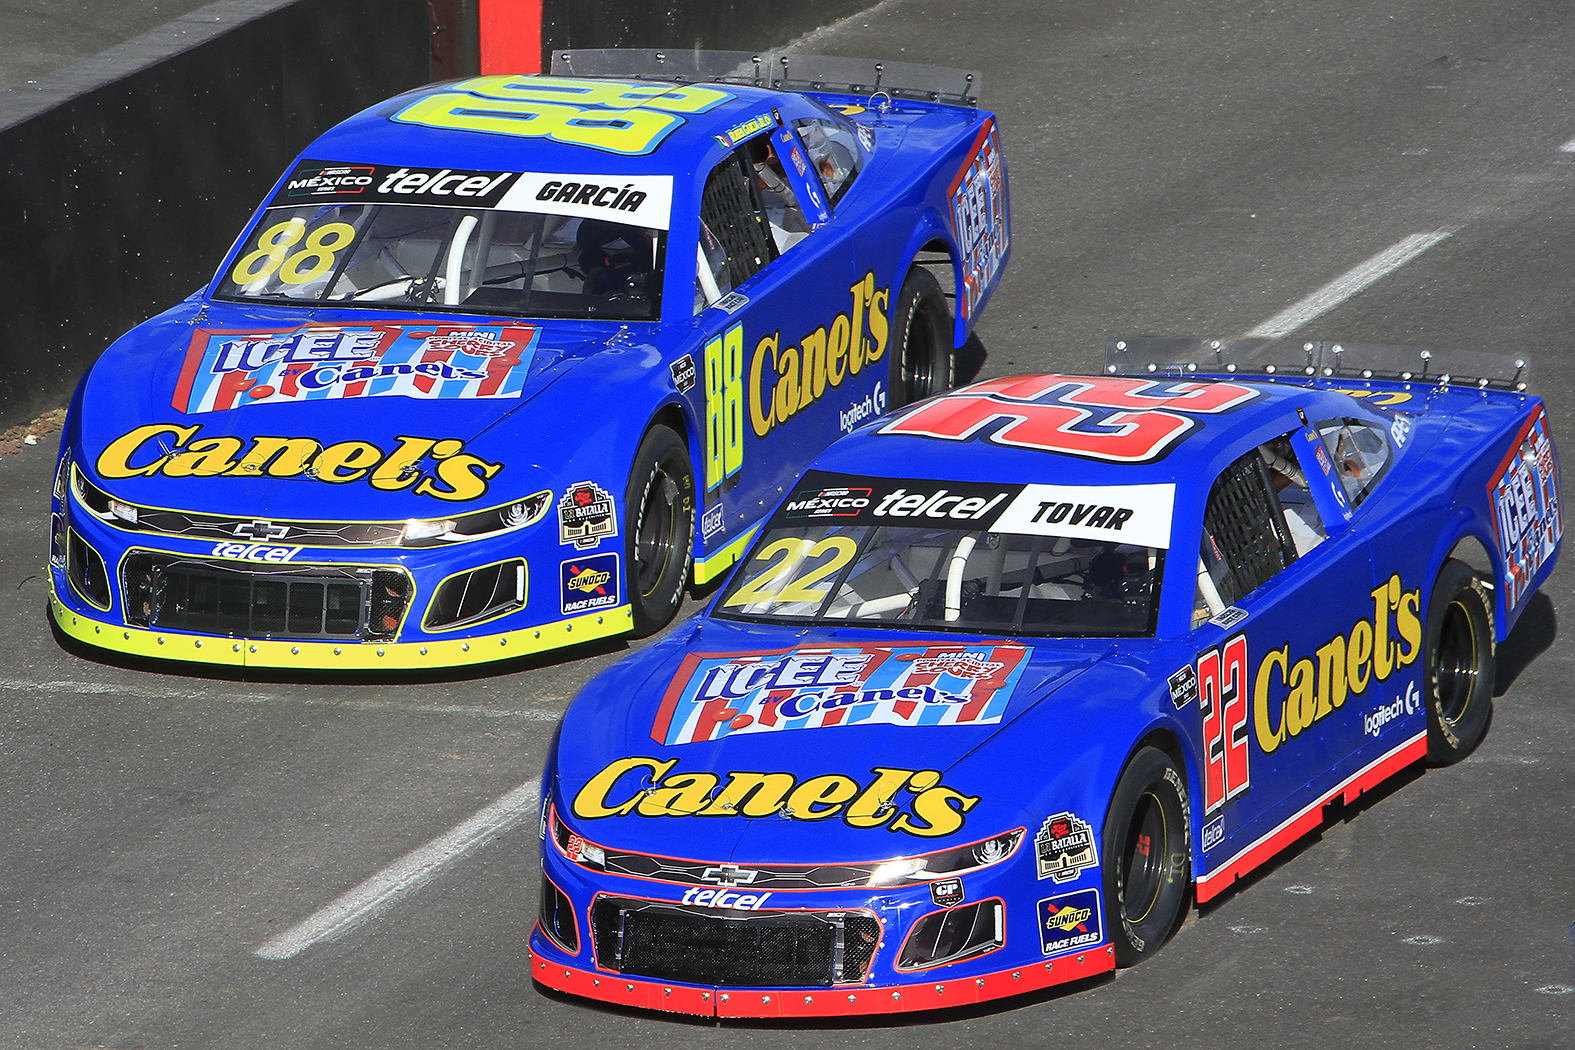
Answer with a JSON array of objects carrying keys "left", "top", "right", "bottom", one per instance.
[
  {"left": 700, "top": 864, "right": 760, "bottom": 887},
  {"left": 234, "top": 519, "right": 290, "bottom": 541}
]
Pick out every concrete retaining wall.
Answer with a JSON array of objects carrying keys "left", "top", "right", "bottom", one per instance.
[{"left": 0, "top": 0, "right": 428, "bottom": 427}]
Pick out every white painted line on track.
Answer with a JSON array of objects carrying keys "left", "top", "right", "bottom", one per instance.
[
  {"left": 255, "top": 780, "right": 541, "bottom": 960},
  {"left": 1559, "top": 137, "right": 1575, "bottom": 153},
  {"left": 0, "top": 677, "right": 558, "bottom": 718},
  {"left": 1245, "top": 230, "right": 1456, "bottom": 339}
]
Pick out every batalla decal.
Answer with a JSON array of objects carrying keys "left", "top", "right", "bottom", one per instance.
[
  {"left": 1488, "top": 405, "right": 1562, "bottom": 616},
  {"left": 879, "top": 374, "right": 1261, "bottom": 463},
  {"left": 570, "top": 756, "right": 980, "bottom": 837},
  {"left": 650, "top": 643, "right": 1031, "bottom": 745},
  {"left": 949, "top": 119, "right": 1009, "bottom": 322},
  {"left": 95, "top": 424, "right": 503, "bottom": 502},
  {"left": 172, "top": 323, "right": 540, "bottom": 413}
]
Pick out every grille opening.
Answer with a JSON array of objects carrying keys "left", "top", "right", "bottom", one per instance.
[
  {"left": 121, "top": 554, "right": 405, "bottom": 641},
  {"left": 896, "top": 900, "right": 1004, "bottom": 971},
  {"left": 422, "top": 560, "right": 525, "bottom": 631},
  {"left": 67, "top": 530, "right": 111, "bottom": 609},
  {"left": 539, "top": 875, "right": 579, "bottom": 953},
  {"left": 590, "top": 897, "right": 879, "bottom": 987}
]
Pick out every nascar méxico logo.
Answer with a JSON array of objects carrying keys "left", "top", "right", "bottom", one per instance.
[
  {"left": 650, "top": 643, "right": 1031, "bottom": 745},
  {"left": 172, "top": 323, "right": 541, "bottom": 413}
]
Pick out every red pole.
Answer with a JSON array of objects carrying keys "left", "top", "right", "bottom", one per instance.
[{"left": 479, "top": 0, "right": 542, "bottom": 74}]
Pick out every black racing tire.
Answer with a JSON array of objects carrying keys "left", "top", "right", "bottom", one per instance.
[
  {"left": 624, "top": 425, "right": 694, "bottom": 637},
  {"left": 1423, "top": 559, "right": 1495, "bottom": 765},
  {"left": 1101, "top": 747, "right": 1191, "bottom": 967},
  {"left": 887, "top": 266, "right": 953, "bottom": 408}
]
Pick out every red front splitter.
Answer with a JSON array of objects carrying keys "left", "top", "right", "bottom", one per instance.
[{"left": 529, "top": 927, "right": 1115, "bottom": 1018}]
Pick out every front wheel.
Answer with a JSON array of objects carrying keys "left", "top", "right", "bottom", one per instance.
[
  {"left": 1102, "top": 747, "right": 1191, "bottom": 967},
  {"left": 624, "top": 426, "right": 694, "bottom": 637},
  {"left": 887, "top": 266, "right": 953, "bottom": 408},
  {"left": 1424, "top": 559, "right": 1495, "bottom": 765}
]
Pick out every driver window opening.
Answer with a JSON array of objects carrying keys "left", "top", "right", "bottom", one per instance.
[
  {"left": 1194, "top": 444, "right": 1300, "bottom": 627},
  {"left": 695, "top": 146, "right": 778, "bottom": 313},
  {"left": 1315, "top": 417, "right": 1392, "bottom": 508},
  {"left": 746, "top": 134, "right": 810, "bottom": 254}
]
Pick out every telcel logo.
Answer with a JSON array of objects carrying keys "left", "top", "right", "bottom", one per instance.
[
  {"left": 679, "top": 888, "right": 772, "bottom": 910},
  {"left": 211, "top": 542, "right": 302, "bottom": 563}
]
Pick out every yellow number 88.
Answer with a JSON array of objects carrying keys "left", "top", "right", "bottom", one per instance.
[{"left": 231, "top": 219, "right": 357, "bottom": 287}]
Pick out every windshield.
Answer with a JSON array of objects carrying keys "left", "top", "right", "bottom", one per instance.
[
  {"left": 714, "top": 473, "right": 1172, "bottom": 637},
  {"left": 214, "top": 162, "right": 670, "bottom": 320}
]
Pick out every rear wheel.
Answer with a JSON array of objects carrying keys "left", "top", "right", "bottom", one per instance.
[
  {"left": 624, "top": 426, "right": 694, "bottom": 637},
  {"left": 887, "top": 266, "right": 953, "bottom": 408},
  {"left": 1102, "top": 747, "right": 1191, "bottom": 967},
  {"left": 1424, "top": 559, "right": 1495, "bottom": 765}
]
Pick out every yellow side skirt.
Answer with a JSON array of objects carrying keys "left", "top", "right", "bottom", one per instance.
[{"left": 692, "top": 524, "right": 759, "bottom": 586}]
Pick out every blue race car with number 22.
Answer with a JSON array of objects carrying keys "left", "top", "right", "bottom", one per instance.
[{"left": 533, "top": 338, "right": 1559, "bottom": 1017}]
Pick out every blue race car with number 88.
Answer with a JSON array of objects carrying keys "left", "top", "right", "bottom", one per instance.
[
  {"left": 532, "top": 338, "right": 1559, "bottom": 1017},
  {"left": 48, "top": 50, "right": 1008, "bottom": 671}
]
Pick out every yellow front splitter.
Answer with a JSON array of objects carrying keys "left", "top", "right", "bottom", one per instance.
[{"left": 49, "top": 593, "right": 633, "bottom": 670}]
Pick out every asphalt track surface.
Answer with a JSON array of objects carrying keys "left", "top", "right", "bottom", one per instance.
[{"left": 2, "top": 1, "right": 1574, "bottom": 1047}]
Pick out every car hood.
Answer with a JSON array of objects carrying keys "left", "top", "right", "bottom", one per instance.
[
  {"left": 553, "top": 618, "right": 1116, "bottom": 863},
  {"left": 75, "top": 299, "right": 628, "bottom": 517}
]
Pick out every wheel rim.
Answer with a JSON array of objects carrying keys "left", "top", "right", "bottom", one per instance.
[
  {"left": 634, "top": 470, "right": 678, "bottom": 599},
  {"left": 1434, "top": 600, "right": 1479, "bottom": 725},
  {"left": 1121, "top": 789, "right": 1169, "bottom": 925}
]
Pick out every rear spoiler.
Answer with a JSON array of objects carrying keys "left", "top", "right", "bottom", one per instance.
[
  {"left": 1106, "top": 337, "right": 1530, "bottom": 393},
  {"left": 549, "top": 49, "right": 981, "bottom": 107}
]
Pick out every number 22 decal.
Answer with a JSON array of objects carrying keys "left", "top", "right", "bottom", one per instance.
[
  {"left": 722, "top": 536, "right": 858, "bottom": 610},
  {"left": 878, "top": 374, "right": 1262, "bottom": 463}
]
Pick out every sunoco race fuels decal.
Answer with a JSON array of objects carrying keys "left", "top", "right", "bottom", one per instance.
[
  {"left": 173, "top": 323, "right": 539, "bottom": 412},
  {"left": 1038, "top": 888, "right": 1101, "bottom": 956},
  {"left": 650, "top": 643, "right": 1031, "bottom": 744}
]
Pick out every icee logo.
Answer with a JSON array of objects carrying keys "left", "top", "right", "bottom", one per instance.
[{"left": 1363, "top": 681, "right": 1421, "bottom": 738}]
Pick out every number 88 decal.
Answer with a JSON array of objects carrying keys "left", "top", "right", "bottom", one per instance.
[
  {"left": 231, "top": 219, "right": 357, "bottom": 287},
  {"left": 878, "top": 374, "right": 1262, "bottom": 463}
]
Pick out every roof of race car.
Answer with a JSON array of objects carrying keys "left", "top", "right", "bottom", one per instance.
[
  {"left": 817, "top": 373, "right": 1384, "bottom": 488},
  {"left": 306, "top": 75, "right": 827, "bottom": 175}
]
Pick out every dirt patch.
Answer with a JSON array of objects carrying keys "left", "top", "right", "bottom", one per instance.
[{"left": 0, "top": 408, "right": 66, "bottom": 456}]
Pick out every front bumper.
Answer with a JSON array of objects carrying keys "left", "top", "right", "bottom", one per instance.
[
  {"left": 528, "top": 928, "right": 1113, "bottom": 1018},
  {"left": 49, "top": 587, "right": 631, "bottom": 670},
  {"left": 532, "top": 810, "right": 1116, "bottom": 1018}
]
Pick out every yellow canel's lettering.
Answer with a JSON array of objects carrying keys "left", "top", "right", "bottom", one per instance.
[
  {"left": 572, "top": 756, "right": 678, "bottom": 819},
  {"left": 1286, "top": 658, "right": 1317, "bottom": 737},
  {"left": 842, "top": 767, "right": 917, "bottom": 828},
  {"left": 749, "top": 333, "right": 778, "bottom": 437},
  {"left": 1315, "top": 634, "right": 1348, "bottom": 715},
  {"left": 1396, "top": 588, "right": 1423, "bottom": 666},
  {"left": 785, "top": 774, "right": 860, "bottom": 818},
  {"left": 867, "top": 286, "right": 890, "bottom": 362},
  {"left": 160, "top": 436, "right": 245, "bottom": 477},
  {"left": 1346, "top": 619, "right": 1373, "bottom": 695},
  {"left": 576, "top": 760, "right": 974, "bottom": 836},
  {"left": 699, "top": 771, "right": 796, "bottom": 817},
  {"left": 1254, "top": 645, "right": 1289, "bottom": 754},
  {"left": 95, "top": 423, "right": 201, "bottom": 478},
  {"left": 235, "top": 435, "right": 322, "bottom": 478},
  {"left": 889, "top": 786, "right": 980, "bottom": 838},
  {"left": 635, "top": 772, "right": 720, "bottom": 816}
]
